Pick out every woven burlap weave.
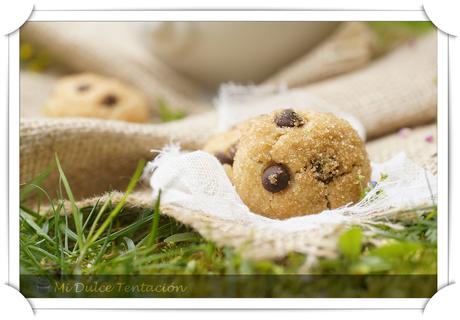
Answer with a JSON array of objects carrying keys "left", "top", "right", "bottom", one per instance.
[{"left": 20, "top": 24, "right": 438, "bottom": 261}]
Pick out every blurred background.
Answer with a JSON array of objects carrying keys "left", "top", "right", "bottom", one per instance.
[
  {"left": 20, "top": 21, "right": 435, "bottom": 121},
  {"left": 19, "top": 21, "right": 438, "bottom": 199}
]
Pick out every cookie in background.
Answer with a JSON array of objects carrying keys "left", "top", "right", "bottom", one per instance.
[{"left": 43, "top": 73, "right": 151, "bottom": 123}]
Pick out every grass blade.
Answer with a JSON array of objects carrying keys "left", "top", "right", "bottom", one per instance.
[
  {"left": 20, "top": 239, "right": 42, "bottom": 270},
  {"left": 64, "top": 208, "right": 69, "bottom": 251},
  {"left": 27, "top": 245, "right": 59, "bottom": 262},
  {"left": 91, "top": 211, "right": 163, "bottom": 246},
  {"left": 92, "top": 223, "right": 113, "bottom": 267},
  {"left": 55, "top": 154, "right": 85, "bottom": 250},
  {"left": 157, "top": 97, "right": 186, "bottom": 122},
  {"left": 20, "top": 164, "right": 53, "bottom": 202},
  {"left": 82, "top": 199, "right": 101, "bottom": 231},
  {"left": 148, "top": 190, "right": 161, "bottom": 246},
  {"left": 86, "top": 195, "right": 112, "bottom": 242},
  {"left": 54, "top": 204, "right": 65, "bottom": 274},
  {"left": 20, "top": 209, "right": 54, "bottom": 243},
  {"left": 59, "top": 223, "right": 79, "bottom": 243},
  {"left": 123, "top": 237, "right": 136, "bottom": 252},
  {"left": 164, "top": 232, "right": 201, "bottom": 244},
  {"left": 90, "top": 159, "right": 145, "bottom": 244}
]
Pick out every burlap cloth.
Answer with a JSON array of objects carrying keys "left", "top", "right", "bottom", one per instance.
[
  {"left": 65, "top": 123, "right": 436, "bottom": 261},
  {"left": 21, "top": 22, "right": 211, "bottom": 116},
  {"left": 264, "top": 21, "right": 375, "bottom": 88},
  {"left": 20, "top": 22, "right": 374, "bottom": 118},
  {"left": 20, "top": 23, "right": 437, "bottom": 260}
]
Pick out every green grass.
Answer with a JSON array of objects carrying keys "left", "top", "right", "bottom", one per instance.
[
  {"left": 20, "top": 156, "right": 437, "bottom": 277},
  {"left": 20, "top": 157, "right": 437, "bottom": 274},
  {"left": 157, "top": 98, "right": 186, "bottom": 123},
  {"left": 19, "top": 157, "right": 437, "bottom": 297},
  {"left": 20, "top": 41, "right": 53, "bottom": 72}
]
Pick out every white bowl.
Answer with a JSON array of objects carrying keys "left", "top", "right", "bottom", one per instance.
[{"left": 147, "top": 22, "right": 341, "bottom": 88}]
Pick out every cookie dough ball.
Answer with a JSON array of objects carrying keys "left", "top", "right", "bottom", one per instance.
[
  {"left": 43, "top": 73, "right": 150, "bottom": 123},
  {"left": 203, "top": 127, "right": 241, "bottom": 166},
  {"left": 233, "top": 109, "right": 371, "bottom": 219},
  {"left": 203, "top": 120, "right": 254, "bottom": 181}
]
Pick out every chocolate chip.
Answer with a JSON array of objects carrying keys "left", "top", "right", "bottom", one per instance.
[
  {"left": 311, "top": 157, "right": 339, "bottom": 184},
  {"left": 274, "top": 109, "right": 304, "bottom": 128},
  {"left": 101, "top": 94, "right": 118, "bottom": 107},
  {"left": 215, "top": 152, "right": 234, "bottom": 166},
  {"left": 262, "top": 164, "right": 290, "bottom": 193},
  {"left": 77, "top": 84, "right": 90, "bottom": 92}
]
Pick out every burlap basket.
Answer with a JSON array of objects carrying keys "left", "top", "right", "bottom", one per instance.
[{"left": 19, "top": 23, "right": 437, "bottom": 260}]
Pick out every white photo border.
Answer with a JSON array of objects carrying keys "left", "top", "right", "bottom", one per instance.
[{"left": 8, "top": 10, "right": 449, "bottom": 310}]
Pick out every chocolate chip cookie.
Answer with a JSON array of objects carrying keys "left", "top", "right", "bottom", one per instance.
[
  {"left": 43, "top": 73, "right": 150, "bottom": 123},
  {"left": 203, "top": 120, "right": 256, "bottom": 181},
  {"left": 232, "top": 109, "right": 371, "bottom": 219}
]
